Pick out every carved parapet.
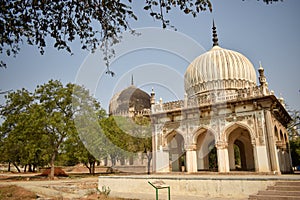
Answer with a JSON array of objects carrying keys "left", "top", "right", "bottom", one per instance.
[
  {"left": 152, "top": 100, "right": 183, "bottom": 113},
  {"left": 152, "top": 85, "right": 271, "bottom": 114}
]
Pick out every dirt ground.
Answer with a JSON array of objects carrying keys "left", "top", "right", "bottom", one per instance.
[
  {"left": 0, "top": 185, "right": 37, "bottom": 200},
  {"left": 0, "top": 171, "right": 137, "bottom": 200}
]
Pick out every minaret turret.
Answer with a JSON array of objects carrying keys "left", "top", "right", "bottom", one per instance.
[
  {"left": 258, "top": 61, "right": 268, "bottom": 95},
  {"left": 150, "top": 87, "right": 155, "bottom": 106}
]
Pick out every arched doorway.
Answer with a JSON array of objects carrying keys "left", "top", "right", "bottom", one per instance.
[
  {"left": 274, "top": 126, "right": 279, "bottom": 142},
  {"left": 208, "top": 145, "right": 218, "bottom": 171},
  {"left": 195, "top": 129, "right": 216, "bottom": 171},
  {"left": 167, "top": 132, "right": 185, "bottom": 172},
  {"left": 228, "top": 126, "right": 254, "bottom": 171},
  {"left": 277, "top": 130, "right": 291, "bottom": 173}
]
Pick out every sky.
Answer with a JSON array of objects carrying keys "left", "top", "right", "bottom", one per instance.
[{"left": 0, "top": 0, "right": 300, "bottom": 113}]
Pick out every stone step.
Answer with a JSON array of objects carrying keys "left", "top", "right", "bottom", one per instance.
[
  {"left": 267, "top": 185, "right": 300, "bottom": 191},
  {"left": 249, "top": 195, "right": 300, "bottom": 200},
  {"left": 248, "top": 180, "right": 300, "bottom": 200},
  {"left": 258, "top": 190, "right": 300, "bottom": 196},
  {"left": 275, "top": 181, "right": 300, "bottom": 186}
]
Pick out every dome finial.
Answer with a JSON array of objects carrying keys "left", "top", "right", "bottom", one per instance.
[
  {"left": 212, "top": 19, "right": 219, "bottom": 47},
  {"left": 131, "top": 74, "right": 134, "bottom": 86},
  {"left": 258, "top": 61, "right": 264, "bottom": 70}
]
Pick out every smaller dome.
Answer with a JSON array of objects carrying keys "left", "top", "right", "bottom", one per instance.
[{"left": 109, "top": 85, "right": 151, "bottom": 116}]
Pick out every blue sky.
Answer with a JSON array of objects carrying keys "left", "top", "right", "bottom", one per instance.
[{"left": 0, "top": 0, "right": 299, "bottom": 112}]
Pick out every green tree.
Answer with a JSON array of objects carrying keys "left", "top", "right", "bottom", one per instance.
[
  {"left": 34, "top": 80, "right": 77, "bottom": 179},
  {"left": 72, "top": 85, "right": 108, "bottom": 172},
  {"left": 99, "top": 116, "right": 129, "bottom": 166},
  {"left": 131, "top": 116, "right": 152, "bottom": 174},
  {"left": 0, "top": 80, "right": 104, "bottom": 176},
  {"left": 59, "top": 134, "right": 99, "bottom": 174},
  {"left": 290, "top": 138, "right": 300, "bottom": 168},
  {"left": 0, "top": 0, "right": 280, "bottom": 68},
  {"left": 100, "top": 115, "right": 152, "bottom": 173},
  {"left": 63, "top": 93, "right": 106, "bottom": 174},
  {"left": 288, "top": 110, "right": 300, "bottom": 168},
  {"left": 0, "top": 89, "right": 50, "bottom": 172}
]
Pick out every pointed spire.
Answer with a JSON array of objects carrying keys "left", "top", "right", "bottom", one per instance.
[
  {"left": 212, "top": 20, "right": 219, "bottom": 47},
  {"left": 258, "top": 61, "right": 264, "bottom": 71},
  {"left": 131, "top": 74, "right": 134, "bottom": 86},
  {"left": 151, "top": 87, "right": 155, "bottom": 95}
]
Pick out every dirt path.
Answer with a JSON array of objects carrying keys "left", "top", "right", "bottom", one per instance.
[{"left": 0, "top": 175, "right": 98, "bottom": 199}]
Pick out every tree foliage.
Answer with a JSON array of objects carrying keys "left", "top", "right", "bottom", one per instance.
[
  {"left": 288, "top": 110, "right": 300, "bottom": 168},
  {"left": 0, "top": 79, "right": 156, "bottom": 174},
  {"left": 0, "top": 80, "right": 102, "bottom": 176},
  {"left": 0, "top": 0, "right": 282, "bottom": 68},
  {"left": 99, "top": 115, "right": 152, "bottom": 172},
  {"left": 290, "top": 138, "right": 300, "bottom": 167},
  {"left": 0, "top": 89, "right": 50, "bottom": 172}
]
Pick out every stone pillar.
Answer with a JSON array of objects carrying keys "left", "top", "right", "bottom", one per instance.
[
  {"left": 254, "top": 145, "right": 270, "bottom": 172},
  {"left": 185, "top": 145, "right": 197, "bottom": 173},
  {"left": 264, "top": 110, "right": 280, "bottom": 173},
  {"left": 284, "top": 149, "right": 292, "bottom": 173},
  {"left": 278, "top": 147, "right": 290, "bottom": 173},
  {"left": 216, "top": 142, "right": 230, "bottom": 172},
  {"left": 154, "top": 148, "right": 170, "bottom": 172}
]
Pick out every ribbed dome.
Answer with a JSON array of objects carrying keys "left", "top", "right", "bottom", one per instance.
[
  {"left": 184, "top": 45, "right": 257, "bottom": 97},
  {"left": 109, "top": 85, "right": 150, "bottom": 115}
]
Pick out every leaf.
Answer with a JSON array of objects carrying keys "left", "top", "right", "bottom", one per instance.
[{"left": 144, "top": 5, "right": 151, "bottom": 10}]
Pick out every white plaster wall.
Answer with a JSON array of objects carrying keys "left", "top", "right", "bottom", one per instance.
[{"left": 98, "top": 176, "right": 276, "bottom": 198}]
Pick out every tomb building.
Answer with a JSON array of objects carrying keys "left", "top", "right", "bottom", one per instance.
[
  {"left": 108, "top": 76, "right": 151, "bottom": 167},
  {"left": 151, "top": 22, "right": 292, "bottom": 174}
]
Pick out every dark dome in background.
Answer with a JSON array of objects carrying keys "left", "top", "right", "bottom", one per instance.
[{"left": 109, "top": 85, "right": 151, "bottom": 116}]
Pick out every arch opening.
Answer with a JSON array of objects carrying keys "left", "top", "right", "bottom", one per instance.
[
  {"left": 228, "top": 127, "right": 255, "bottom": 171},
  {"left": 167, "top": 132, "right": 186, "bottom": 172},
  {"left": 195, "top": 129, "right": 216, "bottom": 171}
]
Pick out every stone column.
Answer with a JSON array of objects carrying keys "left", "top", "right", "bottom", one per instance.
[
  {"left": 254, "top": 144, "right": 270, "bottom": 172},
  {"left": 154, "top": 147, "right": 170, "bottom": 172},
  {"left": 216, "top": 142, "right": 230, "bottom": 172},
  {"left": 185, "top": 145, "right": 197, "bottom": 173},
  {"left": 284, "top": 149, "right": 292, "bottom": 173},
  {"left": 264, "top": 110, "right": 280, "bottom": 173}
]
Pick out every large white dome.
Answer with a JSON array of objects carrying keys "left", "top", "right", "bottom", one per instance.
[{"left": 184, "top": 45, "right": 257, "bottom": 97}]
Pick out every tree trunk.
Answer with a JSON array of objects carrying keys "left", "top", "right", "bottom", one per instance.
[
  {"left": 8, "top": 162, "right": 11, "bottom": 172},
  {"left": 146, "top": 152, "right": 152, "bottom": 175},
  {"left": 12, "top": 162, "right": 21, "bottom": 173},
  {"left": 24, "top": 164, "right": 27, "bottom": 172},
  {"left": 84, "top": 162, "right": 91, "bottom": 174},
  {"left": 110, "top": 155, "right": 116, "bottom": 166},
  {"left": 50, "top": 152, "right": 56, "bottom": 179},
  {"left": 104, "top": 157, "right": 108, "bottom": 166},
  {"left": 85, "top": 162, "right": 96, "bottom": 175},
  {"left": 28, "top": 164, "right": 33, "bottom": 172},
  {"left": 91, "top": 162, "right": 95, "bottom": 175}
]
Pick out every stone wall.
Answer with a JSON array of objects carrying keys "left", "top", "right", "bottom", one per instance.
[{"left": 98, "top": 174, "right": 293, "bottom": 199}]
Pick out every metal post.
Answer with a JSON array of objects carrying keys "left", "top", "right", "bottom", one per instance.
[{"left": 148, "top": 181, "right": 170, "bottom": 200}]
